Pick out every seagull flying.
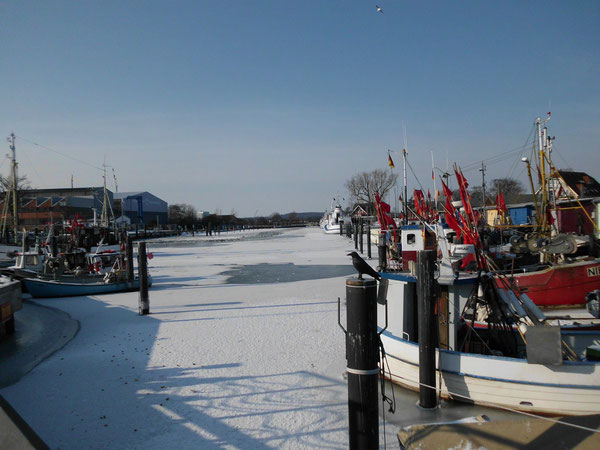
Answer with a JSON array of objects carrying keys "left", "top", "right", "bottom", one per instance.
[{"left": 376, "top": 5, "right": 384, "bottom": 14}]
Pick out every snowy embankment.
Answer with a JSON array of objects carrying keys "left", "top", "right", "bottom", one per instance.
[{"left": 1, "top": 227, "right": 399, "bottom": 449}]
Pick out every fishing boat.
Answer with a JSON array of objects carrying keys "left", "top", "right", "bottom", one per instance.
[
  {"left": 22, "top": 274, "right": 150, "bottom": 298},
  {"left": 371, "top": 152, "right": 600, "bottom": 415},
  {"left": 320, "top": 201, "right": 345, "bottom": 234},
  {"left": 376, "top": 221, "right": 600, "bottom": 416}
]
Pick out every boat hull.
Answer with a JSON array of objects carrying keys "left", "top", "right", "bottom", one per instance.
[
  {"left": 322, "top": 223, "right": 341, "bottom": 234},
  {"left": 380, "top": 331, "right": 600, "bottom": 416},
  {"left": 23, "top": 276, "right": 151, "bottom": 298},
  {"left": 498, "top": 259, "right": 600, "bottom": 306}
]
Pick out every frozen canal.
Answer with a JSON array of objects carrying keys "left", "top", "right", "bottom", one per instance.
[{"left": 0, "top": 227, "right": 403, "bottom": 448}]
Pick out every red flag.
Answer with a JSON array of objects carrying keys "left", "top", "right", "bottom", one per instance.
[
  {"left": 444, "top": 209, "right": 462, "bottom": 236},
  {"left": 414, "top": 190, "right": 425, "bottom": 216},
  {"left": 496, "top": 193, "right": 507, "bottom": 215},
  {"left": 441, "top": 180, "right": 454, "bottom": 212},
  {"left": 454, "top": 166, "right": 474, "bottom": 223}
]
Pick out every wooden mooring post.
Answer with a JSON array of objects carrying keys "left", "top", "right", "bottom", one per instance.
[
  {"left": 342, "top": 278, "right": 379, "bottom": 449},
  {"left": 417, "top": 250, "right": 437, "bottom": 408},
  {"left": 339, "top": 219, "right": 344, "bottom": 236},
  {"left": 353, "top": 219, "right": 358, "bottom": 250},
  {"left": 138, "top": 242, "right": 150, "bottom": 315},
  {"left": 366, "top": 222, "right": 371, "bottom": 259},
  {"left": 126, "top": 235, "right": 134, "bottom": 282},
  {"left": 378, "top": 231, "right": 387, "bottom": 271},
  {"left": 359, "top": 218, "right": 364, "bottom": 254}
]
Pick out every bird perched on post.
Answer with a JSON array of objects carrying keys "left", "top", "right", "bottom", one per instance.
[{"left": 348, "top": 251, "right": 381, "bottom": 280}]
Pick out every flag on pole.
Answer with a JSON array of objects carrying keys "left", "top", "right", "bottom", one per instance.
[{"left": 388, "top": 153, "right": 395, "bottom": 169}]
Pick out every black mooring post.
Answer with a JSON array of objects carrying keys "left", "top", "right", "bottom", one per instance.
[
  {"left": 346, "top": 222, "right": 352, "bottom": 238},
  {"left": 126, "top": 235, "right": 134, "bottom": 282},
  {"left": 378, "top": 231, "right": 387, "bottom": 271},
  {"left": 339, "top": 219, "right": 344, "bottom": 236},
  {"left": 366, "top": 223, "right": 371, "bottom": 259},
  {"left": 417, "top": 250, "right": 437, "bottom": 408},
  {"left": 353, "top": 219, "right": 358, "bottom": 250},
  {"left": 359, "top": 218, "right": 364, "bottom": 254},
  {"left": 138, "top": 242, "right": 149, "bottom": 315},
  {"left": 51, "top": 236, "right": 58, "bottom": 258},
  {"left": 345, "top": 278, "right": 379, "bottom": 449}
]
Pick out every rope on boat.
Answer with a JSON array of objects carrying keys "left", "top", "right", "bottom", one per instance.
[{"left": 388, "top": 371, "right": 600, "bottom": 434}]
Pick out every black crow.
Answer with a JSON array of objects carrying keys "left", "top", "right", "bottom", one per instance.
[{"left": 347, "top": 251, "right": 381, "bottom": 280}]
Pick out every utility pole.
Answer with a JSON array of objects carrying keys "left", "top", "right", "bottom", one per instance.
[
  {"left": 1, "top": 133, "right": 19, "bottom": 243},
  {"left": 480, "top": 162, "right": 487, "bottom": 224}
]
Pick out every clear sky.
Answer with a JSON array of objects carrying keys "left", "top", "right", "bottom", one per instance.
[{"left": 1, "top": 1, "right": 599, "bottom": 217}]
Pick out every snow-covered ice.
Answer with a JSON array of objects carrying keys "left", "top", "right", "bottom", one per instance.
[{"left": 1, "top": 227, "right": 400, "bottom": 449}]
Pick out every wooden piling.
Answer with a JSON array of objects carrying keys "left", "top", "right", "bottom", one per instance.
[
  {"left": 417, "top": 250, "right": 437, "bottom": 408},
  {"left": 126, "top": 235, "right": 134, "bottom": 282},
  {"left": 345, "top": 278, "right": 379, "bottom": 449},
  {"left": 378, "top": 231, "right": 387, "bottom": 271},
  {"left": 138, "top": 242, "right": 149, "bottom": 315},
  {"left": 359, "top": 218, "right": 364, "bottom": 254},
  {"left": 366, "top": 223, "right": 371, "bottom": 259}
]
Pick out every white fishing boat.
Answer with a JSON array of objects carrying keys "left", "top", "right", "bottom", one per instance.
[
  {"left": 376, "top": 221, "right": 600, "bottom": 416},
  {"left": 320, "top": 203, "right": 344, "bottom": 234}
]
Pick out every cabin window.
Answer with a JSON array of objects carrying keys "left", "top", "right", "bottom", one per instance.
[
  {"left": 25, "top": 255, "right": 38, "bottom": 266},
  {"left": 407, "top": 233, "right": 416, "bottom": 245}
]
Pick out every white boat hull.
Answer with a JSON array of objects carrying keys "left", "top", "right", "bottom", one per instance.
[{"left": 381, "top": 331, "right": 600, "bottom": 416}]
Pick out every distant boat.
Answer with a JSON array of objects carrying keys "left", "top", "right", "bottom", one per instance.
[
  {"left": 320, "top": 203, "right": 344, "bottom": 234},
  {"left": 22, "top": 275, "right": 151, "bottom": 298}
]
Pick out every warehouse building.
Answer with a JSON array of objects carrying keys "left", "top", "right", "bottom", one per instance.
[{"left": 113, "top": 191, "right": 169, "bottom": 226}]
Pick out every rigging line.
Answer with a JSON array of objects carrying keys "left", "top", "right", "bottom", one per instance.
[
  {"left": 461, "top": 125, "right": 536, "bottom": 172},
  {"left": 18, "top": 143, "right": 46, "bottom": 187},
  {"left": 386, "top": 371, "right": 600, "bottom": 434},
  {"left": 405, "top": 159, "right": 426, "bottom": 193},
  {"left": 550, "top": 145, "right": 571, "bottom": 169},
  {"left": 461, "top": 143, "right": 532, "bottom": 171},
  {"left": 16, "top": 135, "right": 104, "bottom": 171}
]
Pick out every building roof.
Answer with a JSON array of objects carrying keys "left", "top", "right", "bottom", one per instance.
[
  {"left": 557, "top": 171, "right": 600, "bottom": 197},
  {"left": 113, "top": 191, "right": 146, "bottom": 199}
]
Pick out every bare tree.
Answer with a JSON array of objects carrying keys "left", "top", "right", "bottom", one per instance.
[
  {"left": 346, "top": 169, "right": 397, "bottom": 214},
  {"left": 490, "top": 178, "right": 525, "bottom": 203},
  {"left": 0, "top": 174, "right": 32, "bottom": 195},
  {"left": 169, "top": 203, "right": 197, "bottom": 226}
]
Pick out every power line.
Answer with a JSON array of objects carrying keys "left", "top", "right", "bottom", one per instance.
[{"left": 16, "top": 135, "right": 103, "bottom": 171}]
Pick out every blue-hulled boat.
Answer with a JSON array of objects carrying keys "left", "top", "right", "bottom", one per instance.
[{"left": 22, "top": 275, "right": 152, "bottom": 298}]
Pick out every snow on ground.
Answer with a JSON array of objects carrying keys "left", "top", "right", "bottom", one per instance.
[{"left": 1, "top": 227, "right": 400, "bottom": 449}]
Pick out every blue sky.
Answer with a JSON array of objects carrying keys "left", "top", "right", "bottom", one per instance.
[{"left": 1, "top": 1, "right": 599, "bottom": 217}]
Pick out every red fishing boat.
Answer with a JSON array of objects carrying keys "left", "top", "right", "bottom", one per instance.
[{"left": 497, "top": 258, "right": 600, "bottom": 306}]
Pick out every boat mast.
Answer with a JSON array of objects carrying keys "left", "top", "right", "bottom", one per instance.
[
  {"left": 100, "top": 160, "right": 115, "bottom": 229},
  {"left": 101, "top": 163, "right": 108, "bottom": 228},
  {"left": 403, "top": 148, "right": 407, "bottom": 224},
  {"left": 536, "top": 115, "right": 551, "bottom": 236}
]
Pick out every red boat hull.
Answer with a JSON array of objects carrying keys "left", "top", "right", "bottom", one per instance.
[{"left": 498, "top": 259, "right": 600, "bottom": 307}]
